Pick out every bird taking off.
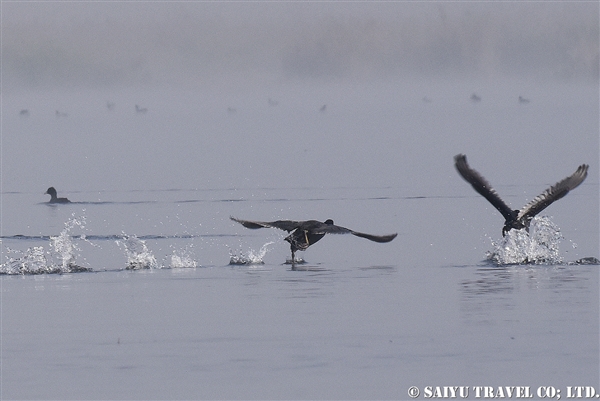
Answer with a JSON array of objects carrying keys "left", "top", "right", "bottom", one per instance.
[
  {"left": 454, "top": 154, "right": 588, "bottom": 236},
  {"left": 230, "top": 217, "right": 397, "bottom": 265}
]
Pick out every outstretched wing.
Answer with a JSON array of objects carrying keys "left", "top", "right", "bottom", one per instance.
[
  {"left": 518, "top": 164, "right": 588, "bottom": 221},
  {"left": 230, "top": 216, "right": 301, "bottom": 232},
  {"left": 319, "top": 223, "right": 398, "bottom": 243},
  {"left": 454, "top": 154, "right": 515, "bottom": 221},
  {"left": 349, "top": 231, "right": 398, "bottom": 242}
]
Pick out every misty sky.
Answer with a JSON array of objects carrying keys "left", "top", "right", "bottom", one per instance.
[
  {"left": 1, "top": 1, "right": 598, "bottom": 196},
  {"left": 3, "top": 2, "right": 598, "bottom": 92}
]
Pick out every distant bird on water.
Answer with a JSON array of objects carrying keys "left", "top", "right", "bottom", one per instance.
[
  {"left": 518, "top": 96, "right": 530, "bottom": 104},
  {"left": 454, "top": 154, "right": 588, "bottom": 236},
  {"left": 45, "top": 187, "right": 71, "bottom": 204},
  {"left": 231, "top": 216, "right": 397, "bottom": 264},
  {"left": 135, "top": 105, "right": 147, "bottom": 114}
]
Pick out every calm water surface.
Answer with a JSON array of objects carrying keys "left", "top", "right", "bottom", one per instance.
[
  {"left": 1, "top": 186, "right": 598, "bottom": 400},
  {"left": 2, "top": 80, "right": 598, "bottom": 399}
]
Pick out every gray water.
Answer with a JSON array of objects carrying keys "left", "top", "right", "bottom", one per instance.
[
  {"left": 1, "top": 188, "right": 599, "bottom": 400},
  {"left": 2, "top": 77, "right": 599, "bottom": 399},
  {"left": 4, "top": 3, "right": 599, "bottom": 399}
]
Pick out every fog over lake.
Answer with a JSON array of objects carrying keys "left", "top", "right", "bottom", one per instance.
[{"left": 1, "top": 2, "right": 598, "bottom": 400}]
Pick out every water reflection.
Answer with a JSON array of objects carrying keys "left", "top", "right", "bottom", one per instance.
[
  {"left": 461, "top": 267, "right": 515, "bottom": 296},
  {"left": 460, "top": 265, "right": 595, "bottom": 326},
  {"left": 463, "top": 265, "right": 593, "bottom": 295},
  {"left": 275, "top": 269, "right": 337, "bottom": 299}
]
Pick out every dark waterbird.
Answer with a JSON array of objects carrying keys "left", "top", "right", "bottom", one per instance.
[
  {"left": 45, "top": 187, "right": 71, "bottom": 204},
  {"left": 454, "top": 154, "right": 588, "bottom": 236},
  {"left": 230, "top": 217, "right": 397, "bottom": 264}
]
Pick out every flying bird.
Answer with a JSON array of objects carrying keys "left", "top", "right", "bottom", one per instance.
[
  {"left": 454, "top": 154, "right": 588, "bottom": 236},
  {"left": 45, "top": 187, "right": 71, "bottom": 204},
  {"left": 230, "top": 217, "right": 397, "bottom": 264}
]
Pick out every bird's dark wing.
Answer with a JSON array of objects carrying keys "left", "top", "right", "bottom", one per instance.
[
  {"left": 230, "top": 217, "right": 301, "bottom": 232},
  {"left": 318, "top": 223, "right": 398, "bottom": 243},
  {"left": 349, "top": 231, "right": 398, "bottom": 243},
  {"left": 454, "top": 154, "right": 515, "bottom": 221},
  {"left": 518, "top": 164, "right": 588, "bottom": 221}
]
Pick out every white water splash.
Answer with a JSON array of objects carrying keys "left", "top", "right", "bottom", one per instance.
[
  {"left": 229, "top": 242, "right": 273, "bottom": 265},
  {"left": 2, "top": 246, "right": 50, "bottom": 275},
  {"left": 1, "top": 214, "right": 92, "bottom": 275},
  {"left": 170, "top": 253, "right": 198, "bottom": 268},
  {"left": 117, "top": 234, "right": 159, "bottom": 270},
  {"left": 284, "top": 256, "right": 306, "bottom": 265},
  {"left": 486, "top": 216, "right": 564, "bottom": 265},
  {"left": 169, "top": 244, "right": 198, "bottom": 268}
]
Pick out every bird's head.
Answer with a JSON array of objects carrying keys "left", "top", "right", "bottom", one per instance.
[
  {"left": 45, "top": 187, "right": 56, "bottom": 196},
  {"left": 324, "top": 219, "right": 334, "bottom": 225}
]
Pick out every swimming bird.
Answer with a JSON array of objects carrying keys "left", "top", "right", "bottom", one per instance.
[
  {"left": 454, "top": 154, "right": 588, "bottom": 236},
  {"left": 231, "top": 216, "right": 397, "bottom": 264},
  {"left": 135, "top": 105, "right": 147, "bottom": 114},
  {"left": 518, "top": 96, "right": 530, "bottom": 104},
  {"left": 45, "top": 187, "right": 71, "bottom": 203}
]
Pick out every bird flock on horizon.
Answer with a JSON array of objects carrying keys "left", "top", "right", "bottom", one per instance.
[{"left": 18, "top": 93, "right": 532, "bottom": 120}]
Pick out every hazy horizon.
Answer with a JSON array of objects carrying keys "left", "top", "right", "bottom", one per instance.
[
  {"left": 1, "top": 5, "right": 598, "bottom": 398},
  {"left": 3, "top": 2, "right": 598, "bottom": 93},
  {"left": 1, "top": 2, "right": 598, "bottom": 196}
]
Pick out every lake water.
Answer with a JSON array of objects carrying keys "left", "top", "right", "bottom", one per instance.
[{"left": 1, "top": 80, "right": 598, "bottom": 399}]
